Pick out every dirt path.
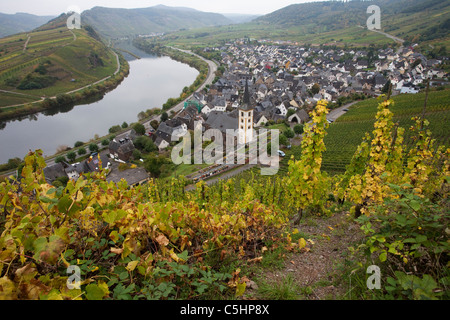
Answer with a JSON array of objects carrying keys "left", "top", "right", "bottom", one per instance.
[{"left": 250, "top": 211, "right": 365, "bottom": 300}]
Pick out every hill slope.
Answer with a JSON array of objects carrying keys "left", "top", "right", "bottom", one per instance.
[
  {"left": 254, "top": 0, "right": 449, "bottom": 45},
  {"left": 0, "top": 13, "right": 122, "bottom": 108},
  {"left": 81, "top": 5, "right": 233, "bottom": 39},
  {"left": 0, "top": 12, "right": 55, "bottom": 38}
]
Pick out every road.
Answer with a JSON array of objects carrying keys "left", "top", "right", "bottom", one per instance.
[{"left": 327, "top": 101, "right": 360, "bottom": 122}]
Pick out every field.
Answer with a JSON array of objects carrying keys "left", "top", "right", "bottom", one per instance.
[
  {"left": 322, "top": 88, "right": 450, "bottom": 173},
  {"left": 0, "top": 26, "right": 118, "bottom": 107},
  {"left": 160, "top": 23, "right": 393, "bottom": 49}
]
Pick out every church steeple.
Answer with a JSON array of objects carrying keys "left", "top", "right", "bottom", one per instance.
[
  {"left": 238, "top": 79, "right": 254, "bottom": 145},
  {"left": 243, "top": 79, "right": 250, "bottom": 105},
  {"left": 241, "top": 79, "right": 253, "bottom": 111}
]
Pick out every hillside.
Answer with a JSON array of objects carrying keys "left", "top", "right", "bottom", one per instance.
[
  {"left": 254, "top": 0, "right": 449, "bottom": 46},
  {"left": 0, "top": 12, "right": 55, "bottom": 38},
  {"left": 322, "top": 88, "right": 450, "bottom": 173},
  {"left": 81, "top": 5, "right": 233, "bottom": 39},
  {"left": 160, "top": 0, "right": 449, "bottom": 48},
  {"left": 0, "top": 13, "right": 125, "bottom": 110}
]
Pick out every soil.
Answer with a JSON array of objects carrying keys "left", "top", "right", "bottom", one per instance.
[{"left": 249, "top": 211, "right": 365, "bottom": 300}]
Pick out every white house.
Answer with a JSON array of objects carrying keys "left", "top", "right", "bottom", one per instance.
[
  {"left": 276, "top": 103, "right": 288, "bottom": 116},
  {"left": 254, "top": 114, "right": 268, "bottom": 127},
  {"left": 172, "top": 123, "right": 188, "bottom": 140},
  {"left": 201, "top": 105, "right": 212, "bottom": 116}
]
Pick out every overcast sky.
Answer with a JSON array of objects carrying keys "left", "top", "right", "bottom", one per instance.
[{"left": 1, "top": 0, "right": 326, "bottom": 16}]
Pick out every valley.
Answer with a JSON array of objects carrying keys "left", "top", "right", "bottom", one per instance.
[{"left": 0, "top": 0, "right": 448, "bottom": 305}]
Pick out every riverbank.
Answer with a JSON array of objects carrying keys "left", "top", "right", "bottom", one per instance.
[
  {"left": 0, "top": 45, "right": 217, "bottom": 174},
  {"left": 132, "top": 39, "right": 211, "bottom": 112}
]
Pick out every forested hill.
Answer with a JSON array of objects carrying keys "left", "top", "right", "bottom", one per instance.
[
  {"left": 81, "top": 5, "right": 233, "bottom": 39},
  {"left": 254, "top": 0, "right": 450, "bottom": 44},
  {"left": 0, "top": 12, "right": 55, "bottom": 38}
]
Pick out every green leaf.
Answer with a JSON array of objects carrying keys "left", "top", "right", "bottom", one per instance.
[
  {"left": 103, "top": 209, "right": 127, "bottom": 225},
  {"left": 39, "top": 196, "right": 57, "bottom": 204},
  {"left": 57, "top": 195, "right": 72, "bottom": 213},
  {"left": 416, "top": 235, "right": 427, "bottom": 243},
  {"left": 410, "top": 200, "right": 421, "bottom": 212},
  {"left": 85, "top": 282, "right": 109, "bottom": 300},
  {"left": 119, "top": 271, "right": 129, "bottom": 280},
  {"left": 379, "top": 251, "right": 387, "bottom": 262}
]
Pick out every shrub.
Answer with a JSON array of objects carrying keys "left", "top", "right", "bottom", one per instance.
[
  {"left": 67, "top": 151, "right": 77, "bottom": 162},
  {"left": 355, "top": 184, "right": 450, "bottom": 300},
  {"left": 109, "top": 125, "right": 122, "bottom": 134},
  {"left": 55, "top": 155, "right": 66, "bottom": 164},
  {"left": 89, "top": 144, "right": 99, "bottom": 153},
  {"left": 133, "top": 123, "right": 146, "bottom": 136}
]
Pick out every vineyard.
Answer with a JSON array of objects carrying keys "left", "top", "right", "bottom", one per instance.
[
  {"left": 0, "top": 25, "right": 119, "bottom": 108},
  {"left": 0, "top": 98, "right": 448, "bottom": 300},
  {"left": 323, "top": 89, "right": 450, "bottom": 173}
]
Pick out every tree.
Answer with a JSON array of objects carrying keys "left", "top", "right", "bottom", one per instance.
[
  {"left": 134, "top": 136, "right": 157, "bottom": 153},
  {"left": 150, "top": 120, "right": 159, "bottom": 130},
  {"left": 121, "top": 122, "right": 129, "bottom": 129},
  {"left": 89, "top": 144, "right": 99, "bottom": 153},
  {"left": 74, "top": 141, "right": 84, "bottom": 148},
  {"left": 161, "top": 112, "right": 169, "bottom": 122},
  {"left": 279, "top": 134, "right": 288, "bottom": 147},
  {"left": 294, "top": 124, "right": 304, "bottom": 136},
  {"left": 101, "top": 139, "right": 110, "bottom": 146},
  {"left": 312, "top": 83, "right": 321, "bottom": 95},
  {"left": 55, "top": 156, "right": 66, "bottom": 164},
  {"left": 67, "top": 151, "right": 77, "bottom": 162},
  {"left": 109, "top": 125, "right": 122, "bottom": 134},
  {"left": 133, "top": 123, "right": 146, "bottom": 136},
  {"left": 78, "top": 148, "right": 87, "bottom": 156},
  {"left": 382, "top": 80, "right": 392, "bottom": 94},
  {"left": 144, "top": 155, "right": 167, "bottom": 178},
  {"left": 133, "top": 149, "right": 142, "bottom": 160},
  {"left": 284, "top": 128, "right": 295, "bottom": 139}
]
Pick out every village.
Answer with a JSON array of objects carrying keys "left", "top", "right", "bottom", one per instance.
[{"left": 42, "top": 40, "right": 448, "bottom": 187}]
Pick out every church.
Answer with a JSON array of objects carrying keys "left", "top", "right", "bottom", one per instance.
[
  {"left": 238, "top": 79, "right": 255, "bottom": 145},
  {"left": 203, "top": 79, "right": 256, "bottom": 146}
]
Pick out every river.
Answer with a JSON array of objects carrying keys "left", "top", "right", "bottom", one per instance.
[{"left": 0, "top": 48, "right": 199, "bottom": 164}]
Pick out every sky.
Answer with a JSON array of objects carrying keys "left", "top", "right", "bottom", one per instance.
[{"left": 1, "top": 0, "right": 326, "bottom": 16}]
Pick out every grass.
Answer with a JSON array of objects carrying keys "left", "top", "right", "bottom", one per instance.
[
  {"left": 0, "top": 91, "right": 41, "bottom": 107},
  {"left": 160, "top": 22, "right": 394, "bottom": 49},
  {"left": 256, "top": 274, "right": 302, "bottom": 300}
]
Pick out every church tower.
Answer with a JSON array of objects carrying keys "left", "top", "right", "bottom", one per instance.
[{"left": 238, "top": 80, "right": 254, "bottom": 145}]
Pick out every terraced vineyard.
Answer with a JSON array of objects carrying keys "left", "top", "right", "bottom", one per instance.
[
  {"left": 322, "top": 88, "right": 450, "bottom": 173},
  {"left": 0, "top": 21, "right": 118, "bottom": 107}
]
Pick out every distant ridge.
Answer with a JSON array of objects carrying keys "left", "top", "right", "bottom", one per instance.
[
  {"left": 254, "top": 0, "right": 450, "bottom": 43},
  {"left": 81, "top": 5, "right": 233, "bottom": 39},
  {"left": 0, "top": 12, "right": 55, "bottom": 38}
]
